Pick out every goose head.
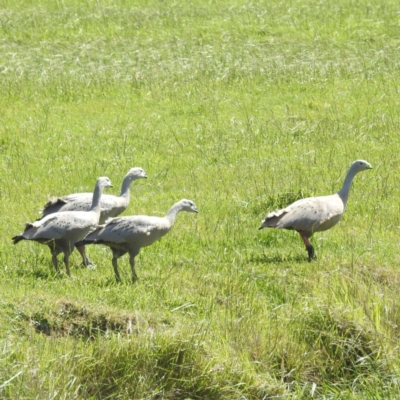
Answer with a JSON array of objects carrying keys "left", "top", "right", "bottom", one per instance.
[
  {"left": 125, "top": 167, "right": 147, "bottom": 181},
  {"left": 178, "top": 199, "right": 199, "bottom": 213},
  {"left": 350, "top": 160, "right": 373, "bottom": 174},
  {"left": 97, "top": 176, "right": 113, "bottom": 189}
]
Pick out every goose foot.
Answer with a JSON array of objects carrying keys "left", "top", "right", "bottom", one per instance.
[
  {"left": 78, "top": 261, "right": 97, "bottom": 269},
  {"left": 306, "top": 245, "right": 316, "bottom": 261},
  {"left": 76, "top": 246, "right": 95, "bottom": 269},
  {"left": 82, "top": 262, "right": 97, "bottom": 270}
]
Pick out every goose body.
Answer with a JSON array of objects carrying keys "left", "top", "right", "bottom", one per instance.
[
  {"left": 76, "top": 199, "right": 198, "bottom": 282},
  {"left": 264, "top": 194, "right": 344, "bottom": 233},
  {"left": 40, "top": 167, "right": 146, "bottom": 266},
  {"left": 259, "top": 160, "right": 372, "bottom": 260},
  {"left": 12, "top": 177, "right": 113, "bottom": 276},
  {"left": 41, "top": 167, "right": 147, "bottom": 223}
]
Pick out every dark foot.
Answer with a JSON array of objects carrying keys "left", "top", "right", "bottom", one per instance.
[
  {"left": 78, "top": 262, "right": 97, "bottom": 270},
  {"left": 85, "top": 255, "right": 96, "bottom": 269},
  {"left": 306, "top": 245, "right": 316, "bottom": 261}
]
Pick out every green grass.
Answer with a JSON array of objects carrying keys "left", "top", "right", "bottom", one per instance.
[{"left": 1, "top": 0, "right": 400, "bottom": 398}]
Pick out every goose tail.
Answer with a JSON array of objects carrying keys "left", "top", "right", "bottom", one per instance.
[{"left": 259, "top": 209, "right": 288, "bottom": 229}]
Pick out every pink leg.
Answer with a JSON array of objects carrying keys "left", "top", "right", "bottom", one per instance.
[{"left": 298, "top": 231, "right": 316, "bottom": 261}]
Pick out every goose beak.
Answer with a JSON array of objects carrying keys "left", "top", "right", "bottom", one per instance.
[{"left": 259, "top": 219, "right": 266, "bottom": 230}]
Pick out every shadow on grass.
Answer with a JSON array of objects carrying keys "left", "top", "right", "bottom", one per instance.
[
  {"left": 250, "top": 252, "right": 309, "bottom": 264},
  {"left": 15, "top": 266, "right": 65, "bottom": 280},
  {"left": 96, "top": 276, "right": 126, "bottom": 287}
]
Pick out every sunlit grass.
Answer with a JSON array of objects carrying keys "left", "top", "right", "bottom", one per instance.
[{"left": 1, "top": 0, "right": 400, "bottom": 398}]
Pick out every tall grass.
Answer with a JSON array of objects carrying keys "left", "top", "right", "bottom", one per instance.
[{"left": 1, "top": 0, "right": 400, "bottom": 398}]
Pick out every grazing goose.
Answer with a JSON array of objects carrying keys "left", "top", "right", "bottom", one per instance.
[
  {"left": 40, "top": 167, "right": 147, "bottom": 266},
  {"left": 75, "top": 199, "right": 198, "bottom": 282},
  {"left": 12, "top": 177, "right": 113, "bottom": 277},
  {"left": 259, "top": 160, "right": 372, "bottom": 260}
]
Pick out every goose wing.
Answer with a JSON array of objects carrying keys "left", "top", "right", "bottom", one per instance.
[
  {"left": 26, "top": 211, "right": 98, "bottom": 241},
  {"left": 86, "top": 216, "right": 165, "bottom": 246},
  {"left": 42, "top": 193, "right": 93, "bottom": 214},
  {"left": 265, "top": 194, "right": 344, "bottom": 233}
]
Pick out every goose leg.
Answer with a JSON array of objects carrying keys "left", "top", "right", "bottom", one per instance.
[
  {"left": 298, "top": 231, "right": 316, "bottom": 261},
  {"left": 63, "top": 252, "right": 72, "bottom": 277},
  {"left": 51, "top": 252, "right": 60, "bottom": 274},
  {"left": 49, "top": 245, "right": 61, "bottom": 274},
  {"left": 111, "top": 248, "right": 127, "bottom": 282},
  {"left": 129, "top": 254, "right": 138, "bottom": 282},
  {"left": 112, "top": 257, "right": 121, "bottom": 282},
  {"left": 76, "top": 245, "right": 95, "bottom": 269}
]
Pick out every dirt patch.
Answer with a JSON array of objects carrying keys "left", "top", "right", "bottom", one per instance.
[{"left": 28, "top": 299, "right": 142, "bottom": 339}]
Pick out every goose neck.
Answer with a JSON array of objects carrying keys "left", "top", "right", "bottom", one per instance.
[
  {"left": 119, "top": 176, "right": 132, "bottom": 199},
  {"left": 337, "top": 167, "right": 357, "bottom": 207},
  {"left": 165, "top": 203, "right": 182, "bottom": 225},
  {"left": 90, "top": 183, "right": 104, "bottom": 212}
]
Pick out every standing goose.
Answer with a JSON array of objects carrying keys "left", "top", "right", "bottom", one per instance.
[
  {"left": 12, "top": 177, "right": 113, "bottom": 277},
  {"left": 40, "top": 167, "right": 147, "bottom": 266},
  {"left": 75, "top": 199, "right": 198, "bottom": 282},
  {"left": 40, "top": 167, "right": 147, "bottom": 223},
  {"left": 259, "top": 160, "right": 372, "bottom": 260}
]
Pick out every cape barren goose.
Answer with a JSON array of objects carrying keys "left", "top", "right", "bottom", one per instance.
[
  {"left": 40, "top": 167, "right": 147, "bottom": 266},
  {"left": 259, "top": 160, "right": 372, "bottom": 261},
  {"left": 12, "top": 177, "right": 113, "bottom": 277},
  {"left": 76, "top": 199, "right": 198, "bottom": 282},
  {"left": 40, "top": 167, "right": 147, "bottom": 223}
]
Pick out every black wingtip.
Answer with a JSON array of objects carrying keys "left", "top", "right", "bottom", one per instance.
[
  {"left": 12, "top": 235, "right": 24, "bottom": 244},
  {"left": 75, "top": 239, "right": 103, "bottom": 247}
]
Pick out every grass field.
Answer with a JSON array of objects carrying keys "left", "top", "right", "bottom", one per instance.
[{"left": 1, "top": 0, "right": 400, "bottom": 398}]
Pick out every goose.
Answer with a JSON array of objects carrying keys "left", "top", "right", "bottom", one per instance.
[
  {"left": 40, "top": 167, "right": 147, "bottom": 223},
  {"left": 40, "top": 167, "right": 147, "bottom": 266},
  {"left": 259, "top": 160, "right": 372, "bottom": 260},
  {"left": 12, "top": 177, "right": 113, "bottom": 277},
  {"left": 75, "top": 199, "right": 198, "bottom": 282}
]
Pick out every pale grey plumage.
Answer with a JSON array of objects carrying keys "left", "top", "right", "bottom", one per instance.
[
  {"left": 40, "top": 167, "right": 147, "bottom": 266},
  {"left": 12, "top": 177, "right": 113, "bottom": 276},
  {"left": 40, "top": 167, "right": 147, "bottom": 223},
  {"left": 76, "top": 199, "right": 199, "bottom": 282},
  {"left": 259, "top": 160, "right": 372, "bottom": 260}
]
